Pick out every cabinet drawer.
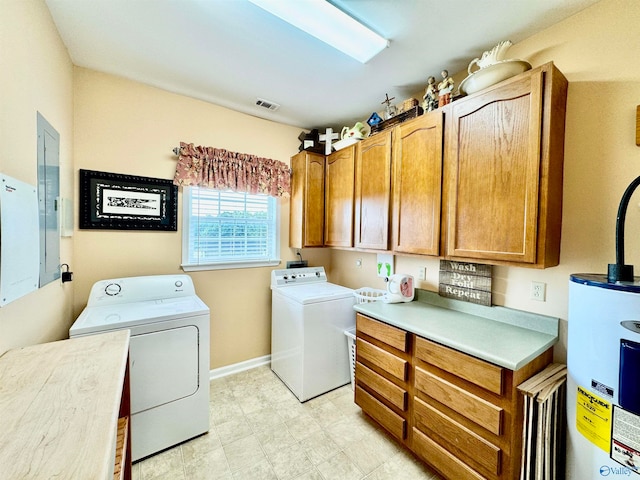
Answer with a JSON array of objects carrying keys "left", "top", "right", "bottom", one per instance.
[
  {"left": 414, "top": 398, "right": 501, "bottom": 475},
  {"left": 355, "top": 386, "right": 406, "bottom": 441},
  {"left": 415, "top": 337, "right": 503, "bottom": 395},
  {"left": 357, "top": 314, "right": 409, "bottom": 352},
  {"left": 413, "top": 428, "right": 487, "bottom": 480},
  {"left": 356, "top": 361, "right": 407, "bottom": 411},
  {"left": 357, "top": 338, "right": 408, "bottom": 382},
  {"left": 415, "top": 367, "right": 503, "bottom": 435}
]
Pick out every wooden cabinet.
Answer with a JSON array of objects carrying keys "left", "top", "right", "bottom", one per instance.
[
  {"left": 413, "top": 336, "right": 552, "bottom": 480},
  {"left": 289, "top": 150, "right": 325, "bottom": 248},
  {"left": 354, "top": 314, "right": 553, "bottom": 480},
  {"left": 289, "top": 63, "right": 567, "bottom": 268},
  {"left": 324, "top": 145, "right": 355, "bottom": 247},
  {"left": 392, "top": 111, "right": 443, "bottom": 255},
  {"left": 443, "top": 62, "right": 567, "bottom": 268},
  {"left": 354, "top": 314, "right": 410, "bottom": 441},
  {"left": 354, "top": 130, "right": 393, "bottom": 250}
]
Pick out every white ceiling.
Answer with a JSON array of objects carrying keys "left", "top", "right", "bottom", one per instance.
[{"left": 45, "top": 0, "right": 598, "bottom": 131}]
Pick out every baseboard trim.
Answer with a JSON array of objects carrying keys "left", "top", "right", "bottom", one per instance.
[{"left": 209, "top": 354, "right": 271, "bottom": 381}]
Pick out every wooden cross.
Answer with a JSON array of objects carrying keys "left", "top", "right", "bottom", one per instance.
[
  {"left": 381, "top": 93, "right": 396, "bottom": 108},
  {"left": 319, "top": 127, "right": 340, "bottom": 155}
]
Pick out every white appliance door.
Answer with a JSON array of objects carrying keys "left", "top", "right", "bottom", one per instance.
[{"left": 130, "top": 325, "right": 199, "bottom": 414}]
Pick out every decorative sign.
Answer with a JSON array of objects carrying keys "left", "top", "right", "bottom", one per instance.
[
  {"left": 438, "top": 260, "right": 492, "bottom": 306},
  {"left": 79, "top": 169, "right": 177, "bottom": 231}
]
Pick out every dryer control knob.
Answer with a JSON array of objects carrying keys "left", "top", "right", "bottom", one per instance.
[
  {"left": 105, "top": 283, "right": 122, "bottom": 296},
  {"left": 175, "top": 280, "right": 183, "bottom": 288}
]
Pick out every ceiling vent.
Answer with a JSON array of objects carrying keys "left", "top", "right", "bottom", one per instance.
[{"left": 255, "top": 98, "right": 280, "bottom": 111}]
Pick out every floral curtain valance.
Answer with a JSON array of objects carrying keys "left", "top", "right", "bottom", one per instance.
[{"left": 173, "top": 142, "right": 291, "bottom": 197}]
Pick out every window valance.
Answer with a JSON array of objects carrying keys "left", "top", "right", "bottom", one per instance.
[{"left": 173, "top": 142, "right": 291, "bottom": 197}]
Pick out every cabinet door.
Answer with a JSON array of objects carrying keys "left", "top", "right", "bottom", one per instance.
[
  {"left": 444, "top": 69, "right": 544, "bottom": 264},
  {"left": 324, "top": 146, "right": 355, "bottom": 247},
  {"left": 354, "top": 131, "right": 392, "bottom": 250},
  {"left": 289, "top": 151, "right": 324, "bottom": 248},
  {"left": 392, "top": 112, "right": 443, "bottom": 255}
]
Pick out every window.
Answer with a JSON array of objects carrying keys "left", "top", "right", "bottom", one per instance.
[{"left": 182, "top": 186, "right": 280, "bottom": 271}]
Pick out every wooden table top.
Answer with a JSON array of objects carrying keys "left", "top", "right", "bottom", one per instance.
[{"left": 0, "top": 330, "right": 130, "bottom": 479}]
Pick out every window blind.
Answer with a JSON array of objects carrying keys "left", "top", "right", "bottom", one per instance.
[{"left": 183, "top": 186, "right": 279, "bottom": 269}]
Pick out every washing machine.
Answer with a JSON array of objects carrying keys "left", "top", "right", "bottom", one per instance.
[
  {"left": 271, "top": 266, "right": 355, "bottom": 402},
  {"left": 70, "top": 274, "right": 210, "bottom": 461}
]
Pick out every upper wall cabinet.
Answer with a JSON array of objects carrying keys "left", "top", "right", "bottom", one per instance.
[
  {"left": 289, "top": 151, "right": 325, "bottom": 248},
  {"left": 354, "top": 131, "right": 393, "bottom": 250},
  {"left": 392, "top": 111, "right": 443, "bottom": 256},
  {"left": 443, "top": 62, "right": 568, "bottom": 268},
  {"left": 324, "top": 145, "right": 355, "bottom": 247}
]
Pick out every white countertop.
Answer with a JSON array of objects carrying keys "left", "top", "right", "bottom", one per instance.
[{"left": 354, "top": 290, "right": 558, "bottom": 370}]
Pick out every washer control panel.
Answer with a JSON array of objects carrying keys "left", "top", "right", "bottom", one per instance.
[{"left": 271, "top": 267, "right": 327, "bottom": 287}]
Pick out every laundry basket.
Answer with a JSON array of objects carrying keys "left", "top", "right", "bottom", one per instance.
[
  {"left": 344, "top": 328, "right": 356, "bottom": 390},
  {"left": 354, "top": 287, "right": 385, "bottom": 304}
]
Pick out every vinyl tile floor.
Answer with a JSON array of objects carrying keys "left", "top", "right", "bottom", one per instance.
[{"left": 132, "top": 365, "right": 444, "bottom": 480}]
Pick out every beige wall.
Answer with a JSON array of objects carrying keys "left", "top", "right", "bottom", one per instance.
[
  {"left": 0, "top": 0, "right": 74, "bottom": 355},
  {"left": 4, "top": 0, "right": 639, "bottom": 372},
  {"left": 329, "top": 0, "right": 640, "bottom": 365},
  {"left": 73, "top": 69, "right": 330, "bottom": 368}
]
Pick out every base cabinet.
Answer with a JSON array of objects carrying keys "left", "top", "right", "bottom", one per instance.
[
  {"left": 354, "top": 314, "right": 410, "bottom": 441},
  {"left": 355, "top": 313, "right": 552, "bottom": 480}
]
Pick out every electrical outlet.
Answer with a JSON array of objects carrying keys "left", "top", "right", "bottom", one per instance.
[
  {"left": 355, "top": 258, "right": 362, "bottom": 268},
  {"left": 530, "top": 281, "right": 546, "bottom": 301},
  {"left": 419, "top": 267, "right": 426, "bottom": 281}
]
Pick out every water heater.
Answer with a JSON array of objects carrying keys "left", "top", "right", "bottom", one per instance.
[{"left": 567, "top": 275, "right": 640, "bottom": 478}]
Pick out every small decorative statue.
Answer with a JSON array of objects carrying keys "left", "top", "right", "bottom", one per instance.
[
  {"left": 438, "top": 70, "right": 455, "bottom": 107},
  {"left": 422, "top": 76, "right": 438, "bottom": 112}
]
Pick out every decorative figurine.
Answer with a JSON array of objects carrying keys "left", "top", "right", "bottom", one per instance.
[
  {"left": 341, "top": 122, "right": 369, "bottom": 140},
  {"left": 468, "top": 40, "right": 513, "bottom": 72},
  {"left": 367, "top": 112, "right": 382, "bottom": 127},
  {"left": 437, "top": 69, "right": 455, "bottom": 107},
  {"left": 422, "top": 76, "right": 438, "bottom": 112},
  {"left": 381, "top": 93, "right": 397, "bottom": 119}
]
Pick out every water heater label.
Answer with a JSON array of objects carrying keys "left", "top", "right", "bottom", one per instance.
[
  {"left": 592, "top": 379, "right": 615, "bottom": 397},
  {"left": 576, "top": 385, "right": 612, "bottom": 452},
  {"left": 611, "top": 406, "right": 640, "bottom": 475}
]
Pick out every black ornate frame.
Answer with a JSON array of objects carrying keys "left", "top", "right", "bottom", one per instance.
[{"left": 79, "top": 169, "right": 177, "bottom": 231}]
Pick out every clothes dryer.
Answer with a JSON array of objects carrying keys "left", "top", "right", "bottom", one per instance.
[{"left": 70, "top": 274, "right": 210, "bottom": 461}]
